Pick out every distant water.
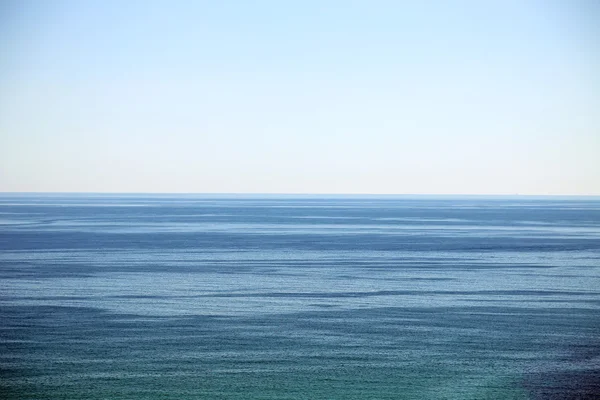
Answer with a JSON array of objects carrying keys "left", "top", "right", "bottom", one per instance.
[{"left": 1, "top": 194, "right": 599, "bottom": 399}]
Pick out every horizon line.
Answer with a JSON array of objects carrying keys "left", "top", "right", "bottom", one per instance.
[{"left": 1, "top": 191, "right": 599, "bottom": 198}]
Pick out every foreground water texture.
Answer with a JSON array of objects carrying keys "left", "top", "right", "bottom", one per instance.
[{"left": 1, "top": 195, "right": 599, "bottom": 399}]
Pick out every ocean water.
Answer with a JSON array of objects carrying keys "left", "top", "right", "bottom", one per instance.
[{"left": 1, "top": 194, "right": 599, "bottom": 399}]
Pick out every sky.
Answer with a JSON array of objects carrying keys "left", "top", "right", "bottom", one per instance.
[{"left": 0, "top": 0, "right": 598, "bottom": 195}]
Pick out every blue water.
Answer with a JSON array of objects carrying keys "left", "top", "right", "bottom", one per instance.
[{"left": 1, "top": 194, "right": 599, "bottom": 399}]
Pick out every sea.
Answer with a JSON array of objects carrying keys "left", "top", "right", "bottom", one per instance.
[{"left": 0, "top": 194, "right": 599, "bottom": 399}]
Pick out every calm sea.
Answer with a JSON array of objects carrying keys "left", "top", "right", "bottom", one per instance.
[{"left": 1, "top": 194, "right": 599, "bottom": 399}]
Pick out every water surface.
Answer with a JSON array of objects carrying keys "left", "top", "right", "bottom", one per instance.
[{"left": 1, "top": 194, "right": 599, "bottom": 399}]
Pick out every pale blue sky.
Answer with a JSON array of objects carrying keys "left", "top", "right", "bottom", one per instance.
[{"left": 1, "top": 0, "right": 598, "bottom": 194}]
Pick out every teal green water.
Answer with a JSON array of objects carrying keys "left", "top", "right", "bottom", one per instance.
[{"left": 1, "top": 195, "right": 599, "bottom": 399}]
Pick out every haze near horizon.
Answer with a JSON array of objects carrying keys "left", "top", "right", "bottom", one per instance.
[{"left": 0, "top": 1, "right": 598, "bottom": 195}]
